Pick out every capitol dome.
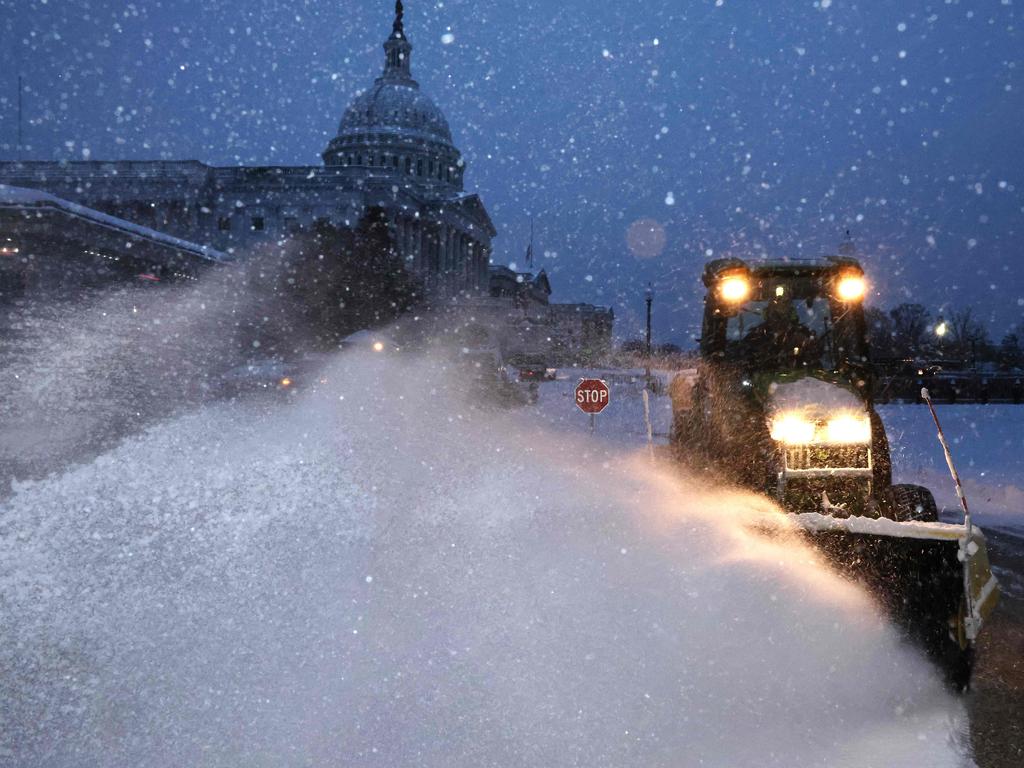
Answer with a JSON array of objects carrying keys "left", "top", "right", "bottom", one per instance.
[
  {"left": 338, "top": 79, "right": 453, "bottom": 146},
  {"left": 322, "top": 2, "right": 465, "bottom": 193}
]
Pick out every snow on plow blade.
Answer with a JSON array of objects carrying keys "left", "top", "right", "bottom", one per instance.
[{"left": 791, "top": 513, "right": 999, "bottom": 671}]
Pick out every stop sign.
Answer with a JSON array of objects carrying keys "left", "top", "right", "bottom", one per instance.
[{"left": 575, "top": 378, "right": 610, "bottom": 414}]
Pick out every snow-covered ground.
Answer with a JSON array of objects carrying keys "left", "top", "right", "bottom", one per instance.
[
  {"left": 881, "top": 405, "right": 1024, "bottom": 532},
  {"left": 1, "top": 354, "right": 974, "bottom": 767},
  {"left": 532, "top": 370, "right": 1024, "bottom": 533},
  {"left": 530, "top": 367, "right": 675, "bottom": 448}
]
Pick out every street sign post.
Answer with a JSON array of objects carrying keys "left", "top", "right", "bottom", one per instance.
[{"left": 575, "top": 378, "right": 610, "bottom": 432}]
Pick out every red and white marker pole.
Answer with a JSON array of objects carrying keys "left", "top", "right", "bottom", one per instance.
[
  {"left": 921, "top": 388, "right": 971, "bottom": 531},
  {"left": 922, "top": 387, "right": 977, "bottom": 637}
]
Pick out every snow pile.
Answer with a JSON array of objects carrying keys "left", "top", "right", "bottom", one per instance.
[
  {"left": 769, "top": 376, "right": 866, "bottom": 415},
  {"left": 0, "top": 353, "right": 970, "bottom": 768}
]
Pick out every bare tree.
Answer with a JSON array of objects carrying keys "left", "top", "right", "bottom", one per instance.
[
  {"left": 948, "top": 308, "right": 990, "bottom": 364},
  {"left": 888, "top": 303, "right": 931, "bottom": 357},
  {"left": 233, "top": 207, "right": 423, "bottom": 356},
  {"left": 998, "top": 332, "right": 1023, "bottom": 370},
  {"left": 865, "top": 307, "right": 895, "bottom": 358}
]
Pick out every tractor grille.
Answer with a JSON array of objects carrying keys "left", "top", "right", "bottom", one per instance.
[{"left": 785, "top": 444, "right": 870, "bottom": 470}]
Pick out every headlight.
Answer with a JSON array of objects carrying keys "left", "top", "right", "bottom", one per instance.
[
  {"left": 824, "top": 413, "right": 871, "bottom": 444},
  {"left": 770, "top": 411, "right": 871, "bottom": 444},
  {"left": 718, "top": 274, "right": 750, "bottom": 303},
  {"left": 836, "top": 274, "right": 867, "bottom": 302},
  {"left": 769, "top": 414, "right": 816, "bottom": 444},
  {"left": 372, "top": 341, "right": 385, "bottom": 352}
]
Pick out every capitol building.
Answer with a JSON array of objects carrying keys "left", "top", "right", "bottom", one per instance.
[{"left": 0, "top": 2, "right": 612, "bottom": 362}]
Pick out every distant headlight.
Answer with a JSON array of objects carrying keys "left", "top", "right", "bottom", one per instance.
[
  {"left": 280, "top": 377, "right": 293, "bottom": 388},
  {"left": 770, "top": 411, "right": 871, "bottom": 445},
  {"left": 824, "top": 413, "right": 871, "bottom": 444},
  {"left": 372, "top": 341, "right": 385, "bottom": 352},
  {"left": 769, "top": 414, "right": 816, "bottom": 444}
]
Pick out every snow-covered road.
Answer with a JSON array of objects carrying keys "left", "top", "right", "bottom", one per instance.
[{"left": 0, "top": 354, "right": 975, "bottom": 767}]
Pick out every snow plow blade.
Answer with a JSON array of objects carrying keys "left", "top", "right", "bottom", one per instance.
[{"left": 790, "top": 513, "right": 999, "bottom": 683}]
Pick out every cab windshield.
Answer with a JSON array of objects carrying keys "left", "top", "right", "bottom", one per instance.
[{"left": 719, "top": 278, "right": 849, "bottom": 370}]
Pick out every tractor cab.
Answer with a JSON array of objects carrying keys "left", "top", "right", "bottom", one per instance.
[
  {"left": 701, "top": 256, "right": 870, "bottom": 378},
  {"left": 684, "top": 257, "right": 884, "bottom": 515}
]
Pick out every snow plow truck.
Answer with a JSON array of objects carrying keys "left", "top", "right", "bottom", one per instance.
[{"left": 671, "top": 256, "right": 999, "bottom": 689}]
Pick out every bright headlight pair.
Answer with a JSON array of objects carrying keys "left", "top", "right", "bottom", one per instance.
[
  {"left": 769, "top": 411, "right": 871, "bottom": 445},
  {"left": 714, "top": 271, "right": 867, "bottom": 303}
]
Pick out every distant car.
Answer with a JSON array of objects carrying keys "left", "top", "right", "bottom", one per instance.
[
  {"left": 456, "top": 348, "right": 536, "bottom": 407},
  {"left": 339, "top": 329, "right": 401, "bottom": 354},
  {"left": 217, "top": 354, "right": 331, "bottom": 399},
  {"left": 516, "top": 364, "right": 557, "bottom": 383},
  {"left": 218, "top": 359, "right": 298, "bottom": 398}
]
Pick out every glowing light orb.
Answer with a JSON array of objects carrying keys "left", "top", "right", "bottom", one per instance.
[{"left": 626, "top": 218, "right": 667, "bottom": 259}]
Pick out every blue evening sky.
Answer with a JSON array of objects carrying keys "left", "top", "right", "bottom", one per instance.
[{"left": 1, "top": 0, "right": 1021, "bottom": 343}]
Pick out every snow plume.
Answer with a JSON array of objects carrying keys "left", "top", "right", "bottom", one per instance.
[
  {"left": 1, "top": 351, "right": 971, "bottom": 767},
  {"left": 0, "top": 272, "right": 251, "bottom": 487},
  {"left": 0, "top": 235, "right": 371, "bottom": 488}
]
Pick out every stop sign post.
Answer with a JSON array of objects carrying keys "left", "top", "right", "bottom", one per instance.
[{"left": 575, "top": 378, "right": 610, "bottom": 432}]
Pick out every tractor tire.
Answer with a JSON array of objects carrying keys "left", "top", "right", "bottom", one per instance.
[
  {"left": 869, "top": 410, "right": 893, "bottom": 489},
  {"left": 889, "top": 484, "right": 940, "bottom": 522}
]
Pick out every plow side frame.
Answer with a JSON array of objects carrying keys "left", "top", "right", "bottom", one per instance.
[{"left": 792, "top": 513, "right": 999, "bottom": 649}]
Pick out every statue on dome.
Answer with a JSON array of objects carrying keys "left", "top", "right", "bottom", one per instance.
[{"left": 393, "top": 1, "right": 405, "bottom": 37}]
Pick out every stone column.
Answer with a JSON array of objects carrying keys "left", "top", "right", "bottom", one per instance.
[
  {"left": 412, "top": 223, "right": 420, "bottom": 276},
  {"left": 459, "top": 234, "right": 469, "bottom": 290},
  {"left": 443, "top": 225, "right": 452, "bottom": 273},
  {"left": 443, "top": 226, "right": 454, "bottom": 291},
  {"left": 416, "top": 221, "right": 425, "bottom": 274},
  {"left": 402, "top": 218, "right": 411, "bottom": 266},
  {"left": 438, "top": 225, "right": 446, "bottom": 274},
  {"left": 480, "top": 246, "right": 490, "bottom": 290}
]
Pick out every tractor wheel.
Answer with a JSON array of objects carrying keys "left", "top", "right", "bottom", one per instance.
[
  {"left": 869, "top": 410, "right": 893, "bottom": 488},
  {"left": 889, "top": 484, "right": 940, "bottom": 522}
]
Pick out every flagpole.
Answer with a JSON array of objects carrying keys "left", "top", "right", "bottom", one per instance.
[
  {"left": 526, "top": 216, "right": 534, "bottom": 269},
  {"left": 17, "top": 75, "right": 24, "bottom": 157}
]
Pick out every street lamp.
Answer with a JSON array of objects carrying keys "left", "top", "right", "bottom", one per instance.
[
  {"left": 644, "top": 283, "right": 654, "bottom": 384},
  {"left": 934, "top": 316, "right": 948, "bottom": 361},
  {"left": 645, "top": 282, "right": 654, "bottom": 358}
]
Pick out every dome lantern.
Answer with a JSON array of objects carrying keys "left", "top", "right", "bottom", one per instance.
[
  {"left": 383, "top": 1, "right": 413, "bottom": 81},
  {"left": 321, "top": 1, "right": 464, "bottom": 193}
]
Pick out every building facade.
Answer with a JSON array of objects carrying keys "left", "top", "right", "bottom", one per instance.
[
  {"left": 0, "top": 2, "right": 613, "bottom": 360},
  {"left": 0, "top": 184, "right": 227, "bottom": 300},
  {"left": 0, "top": 2, "right": 495, "bottom": 299},
  {"left": 477, "top": 266, "right": 613, "bottom": 364}
]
